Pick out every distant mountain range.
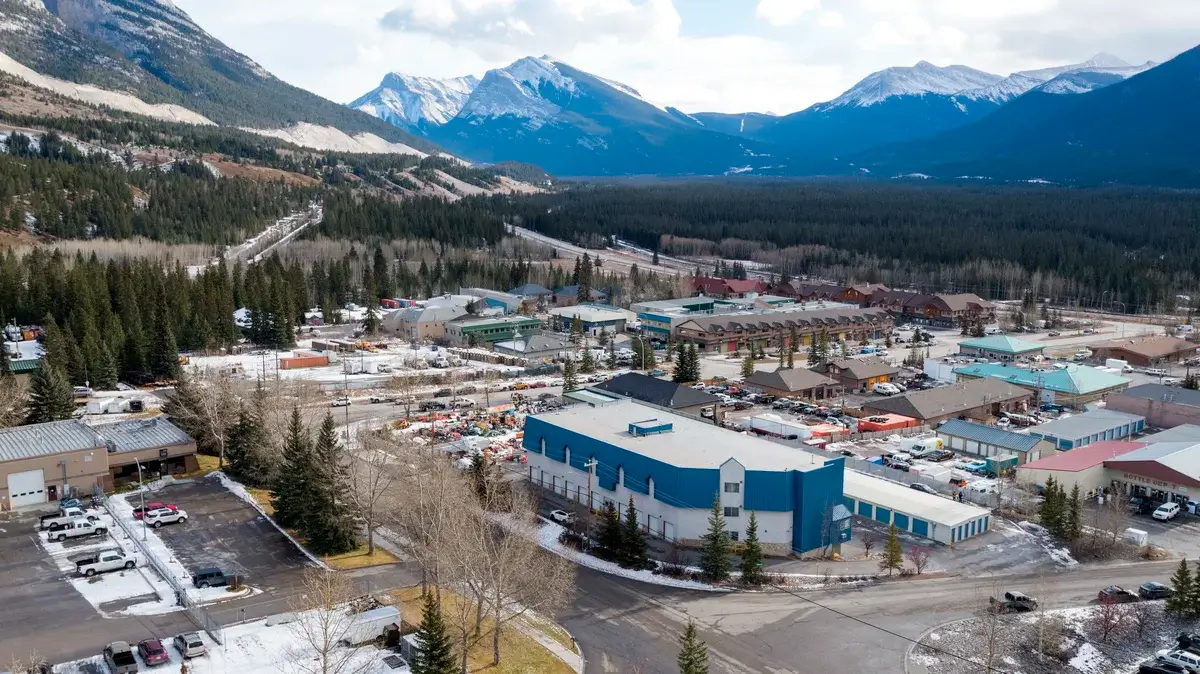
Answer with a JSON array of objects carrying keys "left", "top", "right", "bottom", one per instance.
[{"left": 353, "top": 50, "right": 1195, "bottom": 184}]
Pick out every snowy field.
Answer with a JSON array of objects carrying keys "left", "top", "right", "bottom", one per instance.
[{"left": 54, "top": 612, "right": 400, "bottom": 674}]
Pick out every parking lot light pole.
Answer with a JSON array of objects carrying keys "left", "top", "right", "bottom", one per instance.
[{"left": 135, "top": 458, "right": 146, "bottom": 541}]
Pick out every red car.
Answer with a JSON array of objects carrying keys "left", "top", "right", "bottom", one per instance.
[
  {"left": 133, "top": 502, "right": 178, "bottom": 520},
  {"left": 138, "top": 638, "right": 169, "bottom": 666}
]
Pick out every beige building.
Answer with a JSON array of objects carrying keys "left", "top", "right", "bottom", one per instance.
[
  {"left": 382, "top": 305, "right": 468, "bottom": 341},
  {"left": 744, "top": 368, "right": 839, "bottom": 400},
  {"left": 0, "top": 418, "right": 196, "bottom": 510}
]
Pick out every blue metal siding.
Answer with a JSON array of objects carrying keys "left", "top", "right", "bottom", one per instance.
[
  {"left": 912, "top": 519, "right": 929, "bottom": 537},
  {"left": 874, "top": 506, "right": 892, "bottom": 524},
  {"left": 792, "top": 460, "right": 846, "bottom": 554},
  {"left": 858, "top": 502, "right": 873, "bottom": 517},
  {"left": 894, "top": 513, "right": 910, "bottom": 531},
  {"left": 745, "top": 471, "right": 795, "bottom": 511}
]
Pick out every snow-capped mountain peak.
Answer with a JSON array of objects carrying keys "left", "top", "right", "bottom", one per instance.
[
  {"left": 819, "top": 61, "right": 1003, "bottom": 109},
  {"left": 957, "top": 54, "right": 1156, "bottom": 103},
  {"left": 1081, "top": 52, "right": 1130, "bottom": 69},
  {"left": 349, "top": 72, "right": 479, "bottom": 129},
  {"left": 458, "top": 56, "right": 580, "bottom": 128}
]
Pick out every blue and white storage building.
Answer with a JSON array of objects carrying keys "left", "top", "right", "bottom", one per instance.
[
  {"left": 1027, "top": 408, "right": 1146, "bottom": 451},
  {"left": 523, "top": 399, "right": 851, "bottom": 555},
  {"left": 842, "top": 470, "right": 992, "bottom": 545}
]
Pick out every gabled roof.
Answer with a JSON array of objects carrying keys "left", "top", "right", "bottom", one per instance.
[
  {"left": 553, "top": 285, "right": 608, "bottom": 300},
  {"left": 0, "top": 420, "right": 107, "bottom": 462},
  {"left": 92, "top": 418, "right": 193, "bottom": 454},
  {"left": 864, "top": 378, "right": 1031, "bottom": 420},
  {"left": 677, "top": 307, "right": 889, "bottom": 334},
  {"left": 936, "top": 293, "right": 994, "bottom": 312},
  {"left": 953, "top": 363, "right": 1129, "bottom": 395},
  {"left": 936, "top": 419, "right": 1046, "bottom": 452},
  {"left": 1019, "top": 440, "right": 1145, "bottom": 472},
  {"left": 1105, "top": 442, "right": 1200, "bottom": 489},
  {"left": 508, "top": 283, "right": 553, "bottom": 297},
  {"left": 1028, "top": 408, "right": 1144, "bottom": 440},
  {"left": 592, "top": 373, "right": 721, "bottom": 409},
  {"left": 1117, "top": 384, "right": 1200, "bottom": 408},
  {"left": 958, "top": 335, "right": 1044, "bottom": 354},
  {"left": 1093, "top": 335, "right": 1198, "bottom": 359},
  {"left": 745, "top": 368, "right": 836, "bottom": 393},
  {"left": 827, "top": 357, "right": 899, "bottom": 381}
]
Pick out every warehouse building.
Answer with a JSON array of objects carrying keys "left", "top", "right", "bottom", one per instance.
[
  {"left": 936, "top": 418, "right": 1055, "bottom": 465},
  {"left": 1091, "top": 335, "right": 1199, "bottom": 367},
  {"left": 1027, "top": 408, "right": 1146, "bottom": 451},
  {"left": 952, "top": 363, "right": 1130, "bottom": 406},
  {"left": 446, "top": 315, "right": 543, "bottom": 346},
  {"left": 548, "top": 304, "right": 628, "bottom": 337},
  {"left": 591, "top": 373, "right": 724, "bottom": 422},
  {"left": 1016, "top": 441, "right": 1145, "bottom": 497},
  {"left": 0, "top": 418, "right": 196, "bottom": 509},
  {"left": 523, "top": 399, "right": 850, "bottom": 555},
  {"left": 842, "top": 470, "right": 992, "bottom": 545},
  {"left": 957, "top": 335, "right": 1045, "bottom": 362},
  {"left": 861, "top": 378, "right": 1033, "bottom": 425},
  {"left": 1106, "top": 384, "right": 1200, "bottom": 429}
]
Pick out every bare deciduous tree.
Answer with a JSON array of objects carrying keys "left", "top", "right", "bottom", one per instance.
[
  {"left": 1092, "top": 597, "right": 1124, "bottom": 643},
  {"left": 976, "top": 584, "right": 1006, "bottom": 674},
  {"left": 1126, "top": 600, "right": 1153, "bottom": 639},
  {"left": 860, "top": 531, "right": 878, "bottom": 559},
  {"left": 283, "top": 568, "right": 375, "bottom": 674},
  {"left": 7, "top": 650, "right": 48, "bottom": 674},
  {"left": 349, "top": 432, "right": 398, "bottom": 556},
  {"left": 169, "top": 371, "right": 239, "bottom": 467},
  {"left": 906, "top": 546, "right": 932, "bottom": 575},
  {"left": 0, "top": 375, "right": 25, "bottom": 429}
]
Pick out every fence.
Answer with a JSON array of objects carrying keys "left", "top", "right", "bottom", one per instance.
[
  {"left": 98, "top": 486, "right": 225, "bottom": 644},
  {"left": 526, "top": 471, "right": 678, "bottom": 542}
]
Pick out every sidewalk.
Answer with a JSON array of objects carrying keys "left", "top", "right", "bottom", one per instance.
[{"left": 513, "top": 619, "right": 584, "bottom": 674}]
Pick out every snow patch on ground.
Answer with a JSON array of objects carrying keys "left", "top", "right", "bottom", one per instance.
[
  {"left": 0, "top": 50, "right": 214, "bottom": 125},
  {"left": 1069, "top": 642, "right": 1108, "bottom": 673}
]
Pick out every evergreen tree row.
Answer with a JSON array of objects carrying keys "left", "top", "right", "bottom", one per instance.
[
  {"left": 594, "top": 496, "right": 651, "bottom": 570},
  {"left": 270, "top": 410, "right": 358, "bottom": 556},
  {"left": 1038, "top": 476, "right": 1083, "bottom": 541}
]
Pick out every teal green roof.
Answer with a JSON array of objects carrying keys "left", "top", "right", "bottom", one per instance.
[
  {"left": 953, "top": 363, "right": 1129, "bottom": 395},
  {"left": 958, "top": 335, "right": 1044, "bottom": 354},
  {"left": 6, "top": 358, "right": 40, "bottom": 374}
]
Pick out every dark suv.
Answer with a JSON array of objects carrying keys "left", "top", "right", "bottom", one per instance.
[{"left": 192, "top": 567, "right": 231, "bottom": 588}]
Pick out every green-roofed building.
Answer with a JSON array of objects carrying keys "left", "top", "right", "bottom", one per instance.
[
  {"left": 957, "top": 335, "right": 1045, "bottom": 361},
  {"left": 953, "top": 363, "right": 1130, "bottom": 406}
]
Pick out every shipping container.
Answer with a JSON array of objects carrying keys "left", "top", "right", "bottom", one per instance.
[
  {"left": 380, "top": 298, "right": 401, "bottom": 309},
  {"left": 279, "top": 354, "right": 330, "bottom": 370}
]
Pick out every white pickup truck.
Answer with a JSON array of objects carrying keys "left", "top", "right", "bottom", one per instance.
[
  {"left": 75, "top": 549, "right": 138, "bottom": 577},
  {"left": 46, "top": 518, "right": 107, "bottom": 542},
  {"left": 40, "top": 507, "right": 98, "bottom": 531}
]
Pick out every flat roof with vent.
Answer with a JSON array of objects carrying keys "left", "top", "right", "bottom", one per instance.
[{"left": 531, "top": 399, "right": 831, "bottom": 471}]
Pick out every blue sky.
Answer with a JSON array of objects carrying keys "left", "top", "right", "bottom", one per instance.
[{"left": 175, "top": 0, "right": 1200, "bottom": 114}]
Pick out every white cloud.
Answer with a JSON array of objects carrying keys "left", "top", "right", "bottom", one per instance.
[
  {"left": 171, "top": 0, "right": 1200, "bottom": 114},
  {"left": 755, "top": 0, "right": 821, "bottom": 27}
]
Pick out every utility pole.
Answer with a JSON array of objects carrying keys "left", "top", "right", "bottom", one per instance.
[
  {"left": 135, "top": 458, "right": 146, "bottom": 541},
  {"left": 583, "top": 458, "right": 598, "bottom": 541}
]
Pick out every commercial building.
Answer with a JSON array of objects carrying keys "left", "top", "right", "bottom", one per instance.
[
  {"left": 689, "top": 276, "right": 768, "bottom": 299},
  {"left": 744, "top": 368, "right": 839, "bottom": 400},
  {"left": 550, "top": 285, "right": 609, "bottom": 307},
  {"left": 1027, "top": 408, "right": 1146, "bottom": 451},
  {"left": 1091, "top": 335, "right": 1199, "bottom": 367},
  {"left": 674, "top": 306, "right": 892, "bottom": 355},
  {"left": 861, "top": 378, "right": 1033, "bottom": 425},
  {"left": 867, "top": 291, "right": 995, "bottom": 328},
  {"left": 523, "top": 399, "right": 850, "bottom": 555},
  {"left": 591, "top": 373, "right": 724, "bottom": 422},
  {"left": 631, "top": 297, "right": 718, "bottom": 340},
  {"left": 381, "top": 305, "right": 468, "bottom": 341},
  {"left": 548, "top": 305, "right": 627, "bottom": 337},
  {"left": 824, "top": 357, "right": 899, "bottom": 393},
  {"left": 1016, "top": 441, "right": 1145, "bottom": 497},
  {"left": 952, "top": 363, "right": 1130, "bottom": 406},
  {"left": 842, "top": 470, "right": 992, "bottom": 545},
  {"left": 1106, "top": 384, "right": 1200, "bottom": 429},
  {"left": 493, "top": 333, "right": 574, "bottom": 362},
  {"left": 445, "top": 315, "right": 543, "bottom": 346},
  {"left": 0, "top": 418, "right": 196, "bottom": 509},
  {"left": 957, "top": 335, "right": 1045, "bottom": 361},
  {"left": 458, "top": 287, "right": 523, "bottom": 314},
  {"left": 936, "top": 419, "right": 1055, "bottom": 465}
]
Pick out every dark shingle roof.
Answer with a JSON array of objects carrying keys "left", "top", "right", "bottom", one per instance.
[
  {"left": 865, "top": 378, "right": 1030, "bottom": 420},
  {"left": 745, "top": 368, "right": 836, "bottom": 393},
  {"left": 592, "top": 373, "right": 720, "bottom": 409},
  {"left": 1117, "top": 384, "right": 1200, "bottom": 408},
  {"left": 828, "top": 357, "right": 899, "bottom": 381},
  {"left": 936, "top": 419, "right": 1044, "bottom": 452}
]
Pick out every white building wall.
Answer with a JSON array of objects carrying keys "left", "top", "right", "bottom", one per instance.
[
  {"left": 526, "top": 452, "right": 795, "bottom": 547},
  {"left": 719, "top": 459, "right": 746, "bottom": 541}
]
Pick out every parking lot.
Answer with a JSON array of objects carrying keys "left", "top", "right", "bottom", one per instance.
[{"left": 149, "top": 476, "right": 310, "bottom": 592}]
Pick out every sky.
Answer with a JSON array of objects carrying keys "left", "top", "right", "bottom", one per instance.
[{"left": 173, "top": 0, "right": 1200, "bottom": 114}]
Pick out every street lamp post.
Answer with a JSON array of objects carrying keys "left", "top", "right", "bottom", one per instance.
[{"left": 135, "top": 458, "right": 146, "bottom": 541}]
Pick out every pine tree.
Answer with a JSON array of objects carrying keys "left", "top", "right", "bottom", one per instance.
[
  {"left": 411, "top": 593, "right": 458, "bottom": 674},
  {"left": 149, "top": 294, "right": 180, "bottom": 382},
  {"left": 580, "top": 347, "right": 596, "bottom": 374},
  {"left": 306, "top": 413, "right": 358, "bottom": 555},
  {"left": 676, "top": 619, "right": 709, "bottom": 674},
  {"left": 807, "top": 343, "right": 818, "bottom": 367},
  {"left": 673, "top": 343, "right": 689, "bottom": 383},
  {"left": 24, "top": 357, "right": 75, "bottom": 424},
  {"left": 362, "top": 301, "right": 381, "bottom": 337},
  {"left": 1039, "top": 476, "right": 1063, "bottom": 537},
  {"left": 879, "top": 524, "right": 903, "bottom": 576},
  {"left": 620, "top": 495, "right": 649, "bottom": 570},
  {"left": 1191, "top": 560, "right": 1200, "bottom": 618},
  {"left": 1066, "top": 484, "right": 1082, "bottom": 540},
  {"left": 1166, "top": 558, "right": 1193, "bottom": 616},
  {"left": 740, "top": 355, "right": 754, "bottom": 379},
  {"left": 699, "top": 496, "right": 732, "bottom": 583},
  {"left": 788, "top": 327, "right": 799, "bottom": 354},
  {"left": 687, "top": 344, "right": 701, "bottom": 381},
  {"left": 562, "top": 357, "right": 579, "bottom": 392},
  {"left": 225, "top": 402, "right": 269, "bottom": 486},
  {"left": 596, "top": 500, "right": 623, "bottom": 561},
  {"left": 94, "top": 343, "right": 119, "bottom": 390},
  {"left": 570, "top": 315, "right": 584, "bottom": 346},
  {"left": 786, "top": 349, "right": 794, "bottom": 369},
  {"left": 270, "top": 408, "right": 312, "bottom": 529},
  {"left": 739, "top": 511, "right": 764, "bottom": 586},
  {"left": 606, "top": 334, "right": 617, "bottom": 369}
]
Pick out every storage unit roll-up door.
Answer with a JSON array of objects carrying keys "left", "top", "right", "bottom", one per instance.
[{"left": 7, "top": 468, "right": 46, "bottom": 508}]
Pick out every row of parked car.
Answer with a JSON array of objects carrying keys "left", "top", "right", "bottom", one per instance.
[
  {"left": 1143, "top": 631, "right": 1200, "bottom": 673},
  {"left": 103, "top": 633, "right": 207, "bottom": 673}
]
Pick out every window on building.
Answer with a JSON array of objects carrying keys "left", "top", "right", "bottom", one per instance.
[
  {"left": 723, "top": 507, "right": 740, "bottom": 518},
  {"left": 728, "top": 531, "right": 739, "bottom": 542},
  {"left": 723, "top": 482, "right": 740, "bottom": 493}
]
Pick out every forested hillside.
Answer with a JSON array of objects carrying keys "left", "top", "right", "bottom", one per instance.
[{"left": 498, "top": 182, "right": 1200, "bottom": 311}]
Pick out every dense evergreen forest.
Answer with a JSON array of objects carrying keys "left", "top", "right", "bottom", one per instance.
[{"left": 499, "top": 182, "right": 1200, "bottom": 312}]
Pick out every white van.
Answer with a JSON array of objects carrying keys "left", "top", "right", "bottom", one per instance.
[
  {"left": 1147, "top": 368, "right": 1169, "bottom": 377},
  {"left": 984, "top": 327, "right": 1002, "bottom": 335}
]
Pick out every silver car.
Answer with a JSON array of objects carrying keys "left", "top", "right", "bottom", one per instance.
[{"left": 173, "top": 632, "right": 207, "bottom": 658}]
